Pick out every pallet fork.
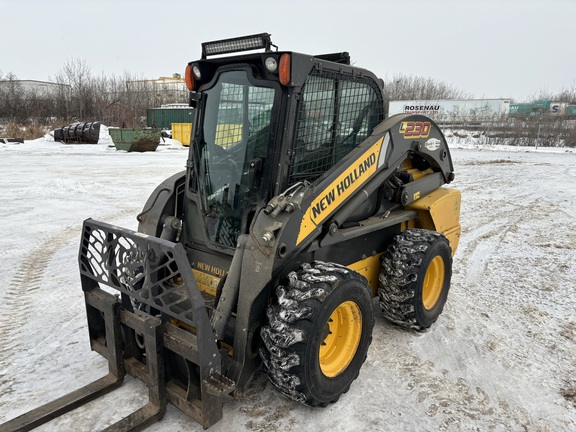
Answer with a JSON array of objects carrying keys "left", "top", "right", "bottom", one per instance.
[{"left": 0, "top": 219, "right": 234, "bottom": 432}]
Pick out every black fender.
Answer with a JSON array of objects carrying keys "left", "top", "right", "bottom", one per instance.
[{"left": 137, "top": 170, "right": 186, "bottom": 236}]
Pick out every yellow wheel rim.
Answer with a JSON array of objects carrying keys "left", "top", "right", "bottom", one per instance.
[
  {"left": 319, "top": 301, "right": 362, "bottom": 378},
  {"left": 422, "top": 256, "right": 445, "bottom": 310}
]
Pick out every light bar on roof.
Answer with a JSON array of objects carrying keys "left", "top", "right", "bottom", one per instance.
[{"left": 201, "top": 33, "right": 273, "bottom": 58}]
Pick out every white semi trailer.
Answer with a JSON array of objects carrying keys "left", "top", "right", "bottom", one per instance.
[{"left": 388, "top": 99, "right": 511, "bottom": 122}]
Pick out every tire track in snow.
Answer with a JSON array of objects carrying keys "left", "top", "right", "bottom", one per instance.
[
  {"left": 0, "top": 226, "right": 79, "bottom": 402},
  {"left": 0, "top": 209, "right": 137, "bottom": 402},
  {"left": 457, "top": 196, "right": 545, "bottom": 284},
  {"left": 457, "top": 216, "right": 516, "bottom": 284},
  {"left": 456, "top": 219, "right": 505, "bottom": 283}
]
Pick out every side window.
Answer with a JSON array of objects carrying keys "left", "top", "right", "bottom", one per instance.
[
  {"left": 337, "top": 80, "right": 380, "bottom": 149},
  {"left": 289, "top": 72, "right": 383, "bottom": 185}
]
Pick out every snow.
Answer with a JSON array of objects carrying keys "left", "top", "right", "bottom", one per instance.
[{"left": 0, "top": 129, "right": 575, "bottom": 431}]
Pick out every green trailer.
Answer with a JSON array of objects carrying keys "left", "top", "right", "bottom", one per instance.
[
  {"left": 147, "top": 107, "right": 193, "bottom": 129},
  {"left": 109, "top": 128, "right": 161, "bottom": 152},
  {"left": 509, "top": 103, "right": 533, "bottom": 117},
  {"left": 565, "top": 105, "right": 576, "bottom": 117}
]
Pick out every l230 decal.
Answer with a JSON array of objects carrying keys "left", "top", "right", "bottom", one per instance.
[{"left": 399, "top": 121, "right": 431, "bottom": 139}]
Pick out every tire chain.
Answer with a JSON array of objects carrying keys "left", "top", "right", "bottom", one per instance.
[
  {"left": 378, "top": 229, "right": 446, "bottom": 330},
  {"left": 259, "top": 261, "right": 354, "bottom": 405}
]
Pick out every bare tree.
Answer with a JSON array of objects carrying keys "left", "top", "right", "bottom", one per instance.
[
  {"left": 382, "top": 74, "right": 470, "bottom": 102},
  {"left": 532, "top": 83, "right": 576, "bottom": 104},
  {"left": 0, "top": 72, "right": 27, "bottom": 122},
  {"left": 48, "top": 61, "right": 187, "bottom": 127},
  {"left": 58, "top": 58, "right": 93, "bottom": 119}
]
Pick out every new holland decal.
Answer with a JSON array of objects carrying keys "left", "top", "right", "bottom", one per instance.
[
  {"left": 296, "top": 136, "right": 389, "bottom": 245},
  {"left": 191, "top": 261, "right": 225, "bottom": 295}
]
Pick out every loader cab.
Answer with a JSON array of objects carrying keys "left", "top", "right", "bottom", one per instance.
[
  {"left": 183, "top": 33, "right": 385, "bottom": 253},
  {"left": 188, "top": 68, "right": 280, "bottom": 248}
]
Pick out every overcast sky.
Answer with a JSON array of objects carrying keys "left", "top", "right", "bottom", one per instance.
[{"left": 1, "top": 0, "right": 575, "bottom": 101}]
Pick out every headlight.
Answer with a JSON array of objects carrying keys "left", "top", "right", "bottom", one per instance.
[
  {"left": 265, "top": 57, "right": 278, "bottom": 72},
  {"left": 192, "top": 65, "right": 201, "bottom": 79}
]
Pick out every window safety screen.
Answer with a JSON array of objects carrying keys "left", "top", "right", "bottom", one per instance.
[{"left": 289, "top": 71, "right": 383, "bottom": 185}]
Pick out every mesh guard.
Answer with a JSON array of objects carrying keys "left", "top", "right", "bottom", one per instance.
[{"left": 79, "top": 218, "right": 207, "bottom": 331}]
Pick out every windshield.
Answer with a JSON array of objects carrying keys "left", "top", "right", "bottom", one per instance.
[{"left": 197, "top": 70, "right": 276, "bottom": 248}]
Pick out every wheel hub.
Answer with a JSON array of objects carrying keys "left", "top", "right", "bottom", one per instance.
[
  {"left": 319, "top": 301, "right": 362, "bottom": 378},
  {"left": 422, "top": 255, "right": 445, "bottom": 310}
]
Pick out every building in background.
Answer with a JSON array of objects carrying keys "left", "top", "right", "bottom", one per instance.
[
  {"left": 20, "top": 80, "right": 69, "bottom": 95},
  {"left": 0, "top": 79, "right": 71, "bottom": 96},
  {"left": 126, "top": 74, "right": 188, "bottom": 107}
]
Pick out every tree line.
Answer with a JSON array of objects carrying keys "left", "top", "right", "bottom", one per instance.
[
  {"left": 0, "top": 59, "right": 188, "bottom": 128},
  {"left": 1, "top": 58, "right": 575, "bottom": 146},
  {"left": 381, "top": 74, "right": 472, "bottom": 101},
  {"left": 0, "top": 59, "right": 477, "bottom": 128}
]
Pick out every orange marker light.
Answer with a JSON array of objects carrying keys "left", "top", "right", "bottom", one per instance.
[
  {"left": 185, "top": 64, "right": 194, "bottom": 91},
  {"left": 279, "top": 54, "right": 291, "bottom": 86}
]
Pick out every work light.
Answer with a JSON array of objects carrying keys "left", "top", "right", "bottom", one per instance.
[{"left": 202, "top": 33, "right": 273, "bottom": 58}]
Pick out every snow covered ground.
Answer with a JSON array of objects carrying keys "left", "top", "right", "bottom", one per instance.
[{"left": 0, "top": 130, "right": 575, "bottom": 431}]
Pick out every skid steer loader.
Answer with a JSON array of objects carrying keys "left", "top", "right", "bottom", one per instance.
[{"left": 0, "top": 33, "right": 461, "bottom": 431}]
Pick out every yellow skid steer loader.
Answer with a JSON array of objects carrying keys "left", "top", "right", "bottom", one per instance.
[{"left": 0, "top": 33, "right": 460, "bottom": 431}]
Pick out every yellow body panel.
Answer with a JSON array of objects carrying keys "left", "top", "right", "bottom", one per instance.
[
  {"left": 407, "top": 188, "right": 461, "bottom": 255},
  {"left": 346, "top": 188, "right": 460, "bottom": 297},
  {"left": 348, "top": 253, "right": 384, "bottom": 297},
  {"left": 191, "top": 269, "right": 220, "bottom": 296}
]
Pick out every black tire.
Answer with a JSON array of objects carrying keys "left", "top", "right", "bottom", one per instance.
[
  {"left": 260, "top": 261, "right": 374, "bottom": 407},
  {"left": 378, "top": 229, "right": 452, "bottom": 330}
]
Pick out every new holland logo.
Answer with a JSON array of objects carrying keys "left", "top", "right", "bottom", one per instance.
[
  {"left": 399, "top": 121, "right": 431, "bottom": 139},
  {"left": 296, "top": 136, "right": 388, "bottom": 245},
  {"left": 425, "top": 138, "right": 441, "bottom": 151},
  {"left": 310, "top": 152, "right": 377, "bottom": 221}
]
